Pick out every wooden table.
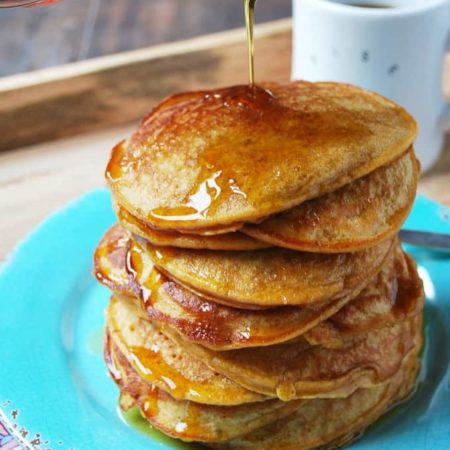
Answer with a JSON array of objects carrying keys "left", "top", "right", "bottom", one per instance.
[{"left": 0, "top": 20, "right": 449, "bottom": 261}]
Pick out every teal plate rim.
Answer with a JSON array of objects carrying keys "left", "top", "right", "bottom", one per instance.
[{"left": 0, "top": 189, "right": 449, "bottom": 450}]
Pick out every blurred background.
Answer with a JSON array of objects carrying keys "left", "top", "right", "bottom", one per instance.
[
  {"left": 0, "top": 0, "right": 291, "bottom": 77},
  {"left": 0, "top": 0, "right": 449, "bottom": 260}
]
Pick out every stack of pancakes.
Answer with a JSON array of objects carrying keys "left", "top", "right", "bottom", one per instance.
[{"left": 94, "top": 81, "right": 424, "bottom": 449}]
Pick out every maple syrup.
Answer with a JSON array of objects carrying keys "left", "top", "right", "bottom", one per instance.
[
  {"left": 244, "top": 0, "right": 257, "bottom": 84},
  {"left": 129, "top": 345, "right": 189, "bottom": 400},
  {"left": 119, "top": 406, "right": 205, "bottom": 450},
  {"left": 126, "top": 239, "right": 165, "bottom": 305}
]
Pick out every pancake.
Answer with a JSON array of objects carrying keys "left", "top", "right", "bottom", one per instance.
[
  {"left": 304, "top": 249, "right": 424, "bottom": 347},
  {"left": 164, "top": 314, "right": 421, "bottom": 401},
  {"left": 107, "top": 296, "right": 268, "bottom": 405},
  {"left": 106, "top": 82, "right": 417, "bottom": 232},
  {"left": 211, "top": 352, "right": 420, "bottom": 450},
  {"left": 116, "top": 202, "right": 269, "bottom": 250},
  {"left": 107, "top": 325, "right": 420, "bottom": 448},
  {"left": 94, "top": 225, "right": 266, "bottom": 310},
  {"left": 126, "top": 240, "right": 358, "bottom": 349},
  {"left": 243, "top": 149, "right": 418, "bottom": 253},
  {"left": 94, "top": 225, "right": 365, "bottom": 350},
  {"left": 94, "top": 224, "right": 138, "bottom": 297},
  {"left": 144, "top": 237, "right": 394, "bottom": 307},
  {"left": 106, "top": 337, "right": 302, "bottom": 444},
  {"left": 95, "top": 226, "right": 421, "bottom": 351}
]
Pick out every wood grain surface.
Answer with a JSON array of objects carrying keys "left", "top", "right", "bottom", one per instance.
[
  {"left": 0, "top": 0, "right": 291, "bottom": 76},
  {"left": 0, "top": 19, "right": 291, "bottom": 152}
]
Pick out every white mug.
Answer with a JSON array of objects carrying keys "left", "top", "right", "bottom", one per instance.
[{"left": 292, "top": 0, "right": 450, "bottom": 172}]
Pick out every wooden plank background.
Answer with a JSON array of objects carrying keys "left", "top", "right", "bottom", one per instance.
[
  {"left": 0, "top": 0, "right": 292, "bottom": 76},
  {"left": 1, "top": 14, "right": 449, "bottom": 153},
  {"left": 0, "top": 19, "right": 292, "bottom": 152}
]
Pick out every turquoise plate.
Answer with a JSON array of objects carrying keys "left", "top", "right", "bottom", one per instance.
[{"left": 0, "top": 189, "right": 449, "bottom": 450}]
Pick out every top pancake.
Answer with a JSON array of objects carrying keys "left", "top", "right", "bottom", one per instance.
[{"left": 106, "top": 81, "right": 417, "bottom": 232}]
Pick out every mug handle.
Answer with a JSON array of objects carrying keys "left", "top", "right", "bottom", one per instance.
[{"left": 439, "top": 27, "right": 450, "bottom": 131}]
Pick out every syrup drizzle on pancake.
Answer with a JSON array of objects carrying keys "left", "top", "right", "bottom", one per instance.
[
  {"left": 129, "top": 345, "right": 201, "bottom": 400},
  {"left": 126, "top": 238, "right": 164, "bottom": 305}
]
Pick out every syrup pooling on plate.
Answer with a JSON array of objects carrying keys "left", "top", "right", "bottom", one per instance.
[
  {"left": 140, "top": 384, "right": 160, "bottom": 418},
  {"left": 110, "top": 339, "right": 302, "bottom": 444},
  {"left": 144, "top": 396, "right": 207, "bottom": 442},
  {"left": 111, "top": 335, "right": 209, "bottom": 443}
]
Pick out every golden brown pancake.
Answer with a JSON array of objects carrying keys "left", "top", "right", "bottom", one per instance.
[
  {"left": 304, "top": 249, "right": 424, "bottom": 347},
  {"left": 116, "top": 202, "right": 269, "bottom": 250},
  {"left": 94, "top": 225, "right": 364, "bottom": 349},
  {"left": 106, "top": 336, "right": 302, "bottom": 443},
  {"left": 106, "top": 82, "right": 416, "bottom": 232},
  {"left": 143, "top": 247, "right": 422, "bottom": 351},
  {"left": 95, "top": 226, "right": 422, "bottom": 351},
  {"left": 243, "top": 149, "right": 418, "bottom": 253},
  {"left": 211, "top": 352, "right": 420, "bottom": 450},
  {"left": 94, "top": 225, "right": 266, "bottom": 310},
  {"left": 144, "top": 237, "right": 394, "bottom": 307},
  {"left": 107, "top": 296, "right": 268, "bottom": 405},
  {"left": 106, "top": 325, "right": 420, "bottom": 447},
  {"left": 94, "top": 226, "right": 420, "bottom": 351},
  {"left": 164, "top": 314, "right": 421, "bottom": 401},
  {"left": 94, "top": 225, "right": 138, "bottom": 297}
]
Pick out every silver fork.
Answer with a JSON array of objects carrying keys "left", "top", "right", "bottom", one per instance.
[{"left": 399, "top": 229, "right": 450, "bottom": 252}]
